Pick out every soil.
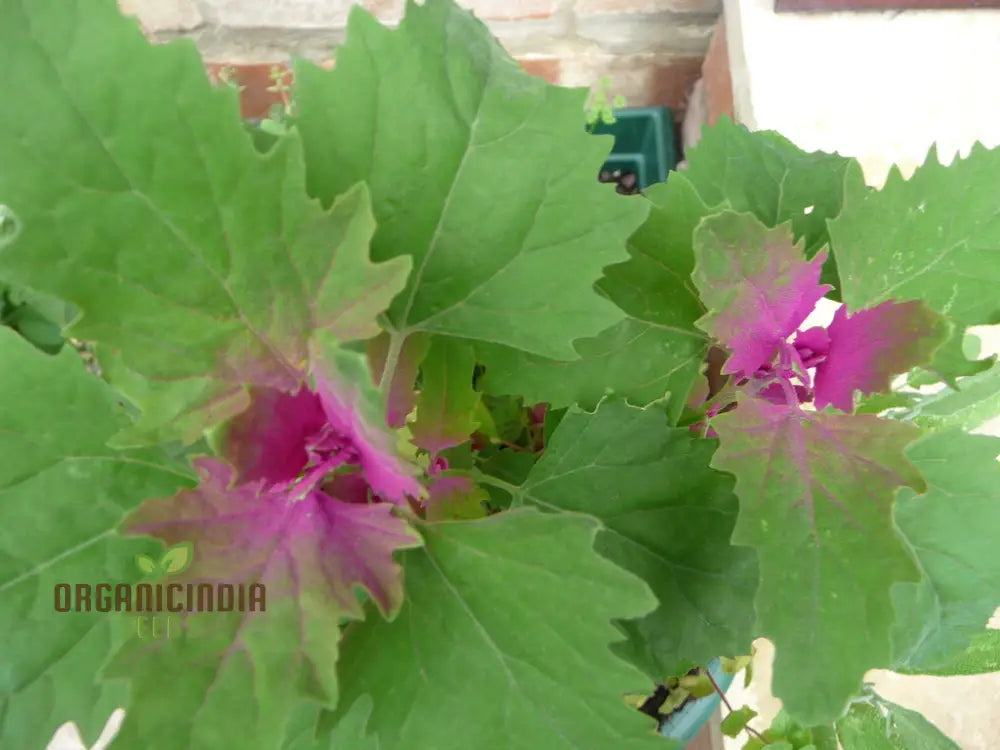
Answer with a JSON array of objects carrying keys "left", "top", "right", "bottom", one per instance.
[{"left": 598, "top": 168, "right": 641, "bottom": 195}]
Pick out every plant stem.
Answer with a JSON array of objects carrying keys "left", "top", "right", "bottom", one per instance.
[
  {"left": 680, "top": 382, "right": 737, "bottom": 429},
  {"left": 461, "top": 470, "right": 524, "bottom": 507},
  {"left": 378, "top": 327, "right": 405, "bottom": 398},
  {"left": 705, "top": 669, "right": 767, "bottom": 743}
]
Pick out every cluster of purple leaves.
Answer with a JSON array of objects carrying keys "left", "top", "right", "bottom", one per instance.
[{"left": 697, "top": 241, "right": 946, "bottom": 418}]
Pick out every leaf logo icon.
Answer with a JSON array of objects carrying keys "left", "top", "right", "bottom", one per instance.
[
  {"left": 160, "top": 542, "right": 193, "bottom": 575},
  {"left": 134, "top": 554, "right": 157, "bottom": 575},
  {"left": 134, "top": 542, "right": 194, "bottom": 579}
]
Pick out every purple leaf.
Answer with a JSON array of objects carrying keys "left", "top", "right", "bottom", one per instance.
[
  {"left": 794, "top": 326, "right": 830, "bottom": 359},
  {"left": 813, "top": 301, "right": 949, "bottom": 412},
  {"left": 311, "top": 364, "right": 423, "bottom": 504},
  {"left": 710, "top": 396, "right": 925, "bottom": 722},
  {"left": 757, "top": 382, "right": 811, "bottom": 406},
  {"left": 692, "top": 213, "right": 831, "bottom": 376},
  {"left": 221, "top": 344, "right": 424, "bottom": 506},
  {"left": 222, "top": 387, "right": 329, "bottom": 486},
  {"left": 125, "top": 457, "right": 422, "bottom": 618}
]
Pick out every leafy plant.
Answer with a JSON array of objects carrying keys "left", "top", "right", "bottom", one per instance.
[
  {"left": 0, "top": 1, "right": 997, "bottom": 749},
  {"left": 585, "top": 75, "right": 627, "bottom": 132}
]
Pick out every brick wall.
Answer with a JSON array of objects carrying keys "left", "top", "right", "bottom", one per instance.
[{"left": 119, "top": 0, "right": 721, "bottom": 120}]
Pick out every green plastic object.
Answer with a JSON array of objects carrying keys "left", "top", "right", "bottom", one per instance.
[{"left": 590, "top": 106, "right": 677, "bottom": 190}]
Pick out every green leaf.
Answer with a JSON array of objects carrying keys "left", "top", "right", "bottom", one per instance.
[
  {"left": 0, "top": 0, "right": 411, "bottom": 444},
  {"left": 0, "top": 328, "right": 193, "bottom": 749},
  {"left": 478, "top": 319, "right": 706, "bottom": 424},
  {"left": 677, "top": 672, "right": 715, "bottom": 698},
  {"left": 367, "top": 332, "right": 430, "bottom": 428},
  {"left": 829, "top": 146, "right": 1000, "bottom": 378},
  {"left": 901, "top": 628, "right": 1000, "bottom": 676},
  {"left": 711, "top": 397, "right": 925, "bottom": 724},
  {"left": 515, "top": 399, "right": 757, "bottom": 679},
  {"left": 107, "top": 609, "right": 313, "bottom": 750},
  {"left": 854, "top": 391, "right": 922, "bottom": 416},
  {"left": 836, "top": 693, "right": 960, "bottom": 750},
  {"left": 477, "top": 176, "right": 710, "bottom": 423},
  {"left": 543, "top": 405, "right": 568, "bottom": 442},
  {"left": 810, "top": 726, "right": 840, "bottom": 750},
  {"left": 475, "top": 446, "right": 537, "bottom": 509},
  {"left": 480, "top": 394, "right": 529, "bottom": 444},
  {"left": 721, "top": 654, "right": 753, "bottom": 675},
  {"left": 317, "top": 695, "right": 380, "bottom": 750},
  {"left": 425, "top": 473, "right": 490, "bottom": 521},
  {"left": 890, "top": 429, "right": 1000, "bottom": 671},
  {"left": 903, "top": 361, "right": 1000, "bottom": 431},
  {"left": 682, "top": 116, "right": 854, "bottom": 295},
  {"left": 769, "top": 709, "right": 838, "bottom": 749},
  {"left": 159, "top": 541, "right": 194, "bottom": 575},
  {"left": 4, "top": 303, "right": 64, "bottom": 353},
  {"left": 279, "top": 702, "right": 329, "bottom": 750},
  {"left": 1, "top": 284, "right": 73, "bottom": 328},
  {"left": 328, "top": 509, "right": 671, "bottom": 750},
  {"left": 294, "top": 0, "right": 649, "bottom": 360},
  {"left": 0, "top": 283, "right": 73, "bottom": 355},
  {"left": 410, "top": 337, "right": 480, "bottom": 453},
  {"left": 721, "top": 706, "right": 759, "bottom": 738}
]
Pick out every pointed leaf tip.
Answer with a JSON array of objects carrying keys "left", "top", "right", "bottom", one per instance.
[
  {"left": 295, "top": 0, "right": 648, "bottom": 360},
  {"left": 693, "top": 213, "right": 830, "bottom": 375},
  {"left": 0, "top": 0, "right": 408, "bottom": 444}
]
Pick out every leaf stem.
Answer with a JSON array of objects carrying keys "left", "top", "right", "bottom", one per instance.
[
  {"left": 680, "top": 382, "right": 737, "bottom": 427},
  {"left": 378, "top": 327, "right": 405, "bottom": 397},
  {"left": 705, "top": 669, "right": 766, "bottom": 742},
  {"left": 459, "top": 469, "right": 524, "bottom": 507}
]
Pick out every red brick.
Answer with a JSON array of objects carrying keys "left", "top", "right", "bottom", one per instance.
[
  {"left": 461, "top": 0, "right": 557, "bottom": 20},
  {"left": 701, "top": 18, "right": 733, "bottom": 125},
  {"left": 205, "top": 63, "right": 291, "bottom": 119},
  {"left": 561, "top": 53, "right": 703, "bottom": 111},
  {"left": 517, "top": 57, "right": 562, "bottom": 84},
  {"left": 648, "top": 57, "right": 704, "bottom": 118},
  {"left": 575, "top": 0, "right": 721, "bottom": 13},
  {"left": 208, "top": 56, "right": 556, "bottom": 119},
  {"left": 364, "top": 0, "right": 557, "bottom": 22}
]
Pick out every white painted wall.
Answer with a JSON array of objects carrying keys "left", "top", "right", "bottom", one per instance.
[
  {"left": 723, "top": 0, "right": 1000, "bottom": 187},
  {"left": 720, "top": 3, "right": 1000, "bottom": 748}
]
